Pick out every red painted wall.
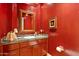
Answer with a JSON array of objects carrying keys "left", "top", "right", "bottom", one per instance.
[
  {"left": 48, "top": 3, "right": 79, "bottom": 56},
  {"left": 12, "top": 3, "right": 18, "bottom": 29},
  {"left": 17, "top": 3, "right": 28, "bottom": 10},
  {"left": 0, "top": 4, "right": 12, "bottom": 39},
  {"left": 35, "top": 4, "right": 49, "bottom": 33}
]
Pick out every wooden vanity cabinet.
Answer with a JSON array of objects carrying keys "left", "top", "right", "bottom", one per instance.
[
  {"left": 20, "top": 46, "right": 33, "bottom": 56},
  {"left": 38, "top": 39, "right": 48, "bottom": 50},
  {"left": 0, "top": 45, "right": 3, "bottom": 56},
  {"left": 8, "top": 43, "right": 19, "bottom": 51},
  {"left": 1, "top": 38, "right": 48, "bottom": 56},
  {"left": 8, "top": 49, "right": 19, "bottom": 56},
  {"left": 37, "top": 39, "right": 48, "bottom": 55},
  {"left": 19, "top": 39, "right": 48, "bottom": 56},
  {"left": 19, "top": 41, "right": 33, "bottom": 56},
  {"left": 19, "top": 41, "right": 29, "bottom": 48},
  {"left": 3, "top": 43, "right": 19, "bottom": 56},
  {"left": 32, "top": 44, "right": 45, "bottom": 56},
  {"left": 2, "top": 42, "right": 33, "bottom": 56},
  {"left": 8, "top": 43, "right": 19, "bottom": 56}
]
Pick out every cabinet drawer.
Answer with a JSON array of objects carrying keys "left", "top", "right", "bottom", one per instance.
[
  {"left": 20, "top": 41, "right": 29, "bottom": 48},
  {"left": 8, "top": 43, "right": 19, "bottom": 51},
  {"left": 9, "top": 49, "right": 19, "bottom": 56}
]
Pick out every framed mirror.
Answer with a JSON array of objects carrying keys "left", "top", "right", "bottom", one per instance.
[{"left": 18, "top": 9, "right": 35, "bottom": 33}]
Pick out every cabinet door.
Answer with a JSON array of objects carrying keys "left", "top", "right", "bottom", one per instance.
[
  {"left": 3, "top": 43, "right": 19, "bottom": 56},
  {"left": 41, "top": 39, "right": 48, "bottom": 51},
  {"left": 3, "top": 45, "right": 9, "bottom": 56},
  {"left": 20, "top": 41, "right": 29, "bottom": 48},
  {"left": 38, "top": 39, "right": 48, "bottom": 56},
  {"left": 20, "top": 46, "right": 33, "bottom": 56},
  {"left": 8, "top": 43, "right": 19, "bottom": 51},
  {"left": 32, "top": 44, "right": 46, "bottom": 56},
  {"left": 8, "top": 49, "right": 19, "bottom": 56},
  {"left": 0, "top": 46, "right": 3, "bottom": 56}
]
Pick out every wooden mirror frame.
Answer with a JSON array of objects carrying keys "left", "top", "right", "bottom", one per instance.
[{"left": 18, "top": 9, "right": 35, "bottom": 33}]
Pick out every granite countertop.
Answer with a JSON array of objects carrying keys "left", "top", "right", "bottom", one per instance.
[{"left": 0, "top": 34, "right": 48, "bottom": 45}]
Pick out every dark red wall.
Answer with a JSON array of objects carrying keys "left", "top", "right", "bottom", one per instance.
[
  {"left": 35, "top": 4, "right": 49, "bottom": 33},
  {"left": 48, "top": 3, "right": 79, "bottom": 56},
  {"left": 35, "top": 3, "right": 79, "bottom": 56},
  {"left": 0, "top": 3, "right": 12, "bottom": 39},
  {"left": 12, "top": 3, "right": 18, "bottom": 29}
]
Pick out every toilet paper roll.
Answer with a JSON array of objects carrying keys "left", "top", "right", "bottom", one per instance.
[{"left": 56, "top": 46, "right": 64, "bottom": 52}]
